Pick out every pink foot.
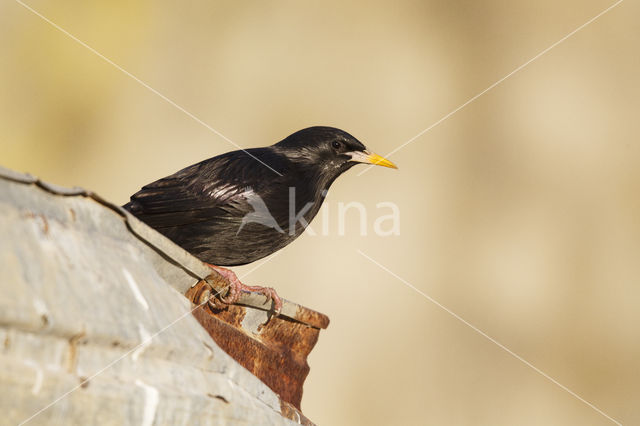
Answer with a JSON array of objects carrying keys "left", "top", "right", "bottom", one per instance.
[{"left": 206, "top": 264, "right": 282, "bottom": 314}]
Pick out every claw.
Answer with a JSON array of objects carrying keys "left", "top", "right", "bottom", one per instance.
[{"left": 206, "top": 263, "right": 282, "bottom": 314}]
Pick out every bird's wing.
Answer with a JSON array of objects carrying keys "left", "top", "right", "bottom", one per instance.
[{"left": 124, "top": 149, "right": 288, "bottom": 229}]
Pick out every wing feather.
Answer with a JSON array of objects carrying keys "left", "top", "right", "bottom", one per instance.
[{"left": 124, "top": 148, "right": 288, "bottom": 229}]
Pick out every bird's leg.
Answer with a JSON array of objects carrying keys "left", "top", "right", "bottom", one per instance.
[{"left": 206, "top": 264, "right": 282, "bottom": 314}]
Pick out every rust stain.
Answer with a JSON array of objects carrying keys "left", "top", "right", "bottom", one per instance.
[
  {"left": 40, "top": 214, "right": 49, "bottom": 234},
  {"left": 67, "top": 331, "right": 86, "bottom": 373},
  {"left": 207, "top": 393, "right": 229, "bottom": 404},
  {"left": 22, "top": 211, "right": 49, "bottom": 235},
  {"left": 207, "top": 303, "right": 246, "bottom": 329},
  {"left": 185, "top": 279, "right": 328, "bottom": 414},
  {"left": 40, "top": 312, "right": 49, "bottom": 327},
  {"left": 293, "top": 305, "right": 330, "bottom": 330}
]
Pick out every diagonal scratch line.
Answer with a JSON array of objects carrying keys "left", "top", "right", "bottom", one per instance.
[
  {"left": 358, "top": 0, "right": 624, "bottom": 176},
  {"left": 357, "top": 249, "right": 622, "bottom": 425},
  {"left": 13, "top": 0, "right": 283, "bottom": 177},
  {"left": 18, "top": 252, "right": 281, "bottom": 425}
]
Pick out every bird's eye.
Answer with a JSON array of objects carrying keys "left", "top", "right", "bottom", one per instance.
[{"left": 331, "top": 141, "right": 341, "bottom": 150}]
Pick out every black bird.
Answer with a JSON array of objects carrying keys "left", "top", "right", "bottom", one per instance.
[{"left": 124, "top": 126, "right": 397, "bottom": 311}]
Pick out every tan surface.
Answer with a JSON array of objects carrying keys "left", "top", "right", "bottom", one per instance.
[{"left": 2, "top": 1, "right": 638, "bottom": 424}]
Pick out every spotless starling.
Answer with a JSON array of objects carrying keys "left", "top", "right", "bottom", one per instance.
[{"left": 124, "top": 126, "right": 397, "bottom": 312}]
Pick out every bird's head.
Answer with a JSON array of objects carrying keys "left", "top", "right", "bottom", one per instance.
[{"left": 273, "top": 127, "right": 397, "bottom": 179}]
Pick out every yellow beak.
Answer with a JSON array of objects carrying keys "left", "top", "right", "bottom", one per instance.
[{"left": 347, "top": 150, "right": 398, "bottom": 169}]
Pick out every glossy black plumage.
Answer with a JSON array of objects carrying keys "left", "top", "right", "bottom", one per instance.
[{"left": 124, "top": 126, "right": 392, "bottom": 266}]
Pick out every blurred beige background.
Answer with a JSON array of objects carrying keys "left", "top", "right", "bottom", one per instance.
[{"left": 2, "top": 0, "right": 639, "bottom": 424}]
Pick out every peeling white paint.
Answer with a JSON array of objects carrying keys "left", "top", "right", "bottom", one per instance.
[
  {"left": 241, "top": 308, "right": 269, "bottom": 334},
  {"left": 131, "top": 323, "right": 152, "bottom": 361},
  {"left": 123, "top": 268, "right": 149, "bottom": 310},
  {"left": 23, "top": 359, "right": 44, "bottom": 395},
  {"left": 135, "top": 379, "right": 159, "bottom": 426}
]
